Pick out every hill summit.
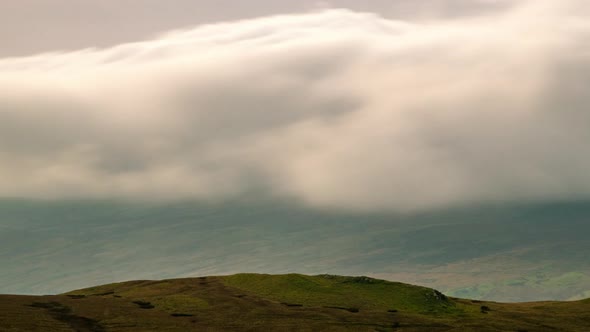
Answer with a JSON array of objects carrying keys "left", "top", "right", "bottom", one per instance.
[{"left": 1, "top": 273, "right": 589, "bottom": 331}]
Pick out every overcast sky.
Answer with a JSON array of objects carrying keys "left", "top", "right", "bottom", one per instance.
[
  {"left": 2, "top": 0, "right": 590, "bottom": 212},
  {"left": 1, "top": 0, "right": 510, "bottom": 57}
]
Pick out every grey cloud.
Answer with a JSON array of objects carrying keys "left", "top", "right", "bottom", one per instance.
[
  {"left": 1, "top": 1, "right": 590, "bottom": 211},
  {"left": 0, "top": 0, "right": 512, "bottom": 57}
]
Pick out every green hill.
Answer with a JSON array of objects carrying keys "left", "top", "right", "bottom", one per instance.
[
  {"left": 2, "top": 199, "right": 590, "bottom": 302},
  {"left": 1, "top": 274, "right": 589, "bottom": 331}
]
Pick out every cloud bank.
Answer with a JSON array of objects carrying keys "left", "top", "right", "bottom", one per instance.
[{"left": 1, "top": 0, "right": 590, "bottom": 211}]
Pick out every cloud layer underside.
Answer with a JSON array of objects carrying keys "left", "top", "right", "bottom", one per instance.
[{"left": 1, "top": 1, "right": 590, "bottom": 211}]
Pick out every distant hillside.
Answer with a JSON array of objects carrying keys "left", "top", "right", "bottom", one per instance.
[
  {"left": 1, "top": 274, "right": 590, "bottom": 331},
  {"left": 2, "top": 199, "right": 590, "bottom": 301}
]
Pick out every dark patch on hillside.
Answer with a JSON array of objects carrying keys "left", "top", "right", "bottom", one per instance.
[
  {"left": 28, "top": 301, "right": 104, "bottom": 332},
  {"left": 132, "top": 300, "right": 155, "bottom": 309}
]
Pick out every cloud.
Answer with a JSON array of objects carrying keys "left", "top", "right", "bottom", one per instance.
[{"left": 1, "top": 1, "right": 590, "bottom": 211}]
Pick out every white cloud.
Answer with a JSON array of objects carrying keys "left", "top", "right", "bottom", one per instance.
[{"left": 1, "top": 1, "right": 590, "bottom": 211}]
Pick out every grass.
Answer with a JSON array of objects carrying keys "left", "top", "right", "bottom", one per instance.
[
  {"left": 1, "top": 273, "right": 590, "bottom": 331},
  {"left": 223, "top": 273, "right": 457, "bottom": 314}
]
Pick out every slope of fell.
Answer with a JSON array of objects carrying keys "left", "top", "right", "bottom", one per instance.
[{"left": 1, "top": 274, "right": 590, "bottom": 331}]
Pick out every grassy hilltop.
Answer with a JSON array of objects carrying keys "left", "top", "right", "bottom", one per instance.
[{"left": 1, "top": 274, "right": 589, "bottom": 331}]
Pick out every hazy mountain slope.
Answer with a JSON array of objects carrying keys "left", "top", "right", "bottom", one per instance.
[
  {"left": 1, "top": 274, "right": 590, "bottom": 332},
  {"left": 1, "top": 199, "right": 589, "bottom": 301}
]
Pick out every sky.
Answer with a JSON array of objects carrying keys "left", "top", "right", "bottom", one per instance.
[
  {"left": 0, "top": 0, "right": 509, "bottom": 57},
  {"left": 1, "top": 0, "right": 590, "bottom": 212}
]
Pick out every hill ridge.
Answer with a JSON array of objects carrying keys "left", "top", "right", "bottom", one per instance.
[{"left": 1, "top": 273, "right": 589, "bottom": 331}]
